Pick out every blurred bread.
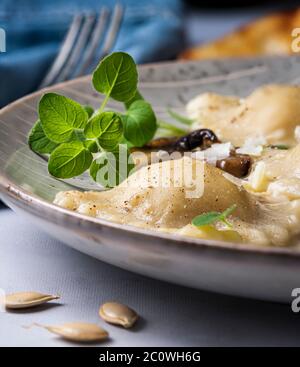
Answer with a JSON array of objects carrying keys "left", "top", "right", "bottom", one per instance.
[{"left": 180, "top": 8, "right": 300, "bottom": 60}]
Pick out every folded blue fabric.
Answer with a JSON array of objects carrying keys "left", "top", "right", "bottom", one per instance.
[{"left": 0, "top": 0, "right": 183, "bottom": 107}]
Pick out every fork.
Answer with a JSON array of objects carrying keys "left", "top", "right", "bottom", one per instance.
[{"left": 39, "top": 4, "right": 124, "bottom": 89}]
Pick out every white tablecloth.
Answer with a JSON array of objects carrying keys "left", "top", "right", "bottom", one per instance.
[{"left": 1, "top": 209, "right": 300, "bottom": 347}]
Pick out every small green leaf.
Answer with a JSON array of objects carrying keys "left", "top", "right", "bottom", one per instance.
[
  {"left": 90, "top": 145, "right": 135, "bottom": 187},
  {"left": 83, "top": 105, "right": 95, "bottom": 118},
  {"left": 192, "top": 212, "right": 222, "bottom": 227},
  {"left": 123, "top": 100, "right": 157, "bottom": 147},
  {"left": 167, "top": 108, "right": 194, "bottom": 125},
  {"left": 39, "top": 93, "right": 88, "bottom": 143},
  {"left": 84, "top": 112, "right": 123, "bottom": 151},
  {"left": 28, "top": 120, "right": 58, "bottom": 154},
  {"left": 92, "top": 52, "right": 138, "bottom": 103},
  {"left": 192, "top": 204, "right": 237, "bottom": 228},
  {"left": 48, "top": 141, "right": 92, "bottom": 178}
]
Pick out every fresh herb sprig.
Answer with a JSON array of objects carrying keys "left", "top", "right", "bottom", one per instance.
[
  {"left": 28, "top": 51, "right": 193, "bottom": 187},
  {"left": 192, "top": 204, "right": 237, "bottom": 229},
  {"left": 28, "top": 52, "right": 159, "bottom": 187}
]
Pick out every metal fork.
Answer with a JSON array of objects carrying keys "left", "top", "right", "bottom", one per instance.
[{"left": 39, "top": 4, "right": 124, "bottom": 89}]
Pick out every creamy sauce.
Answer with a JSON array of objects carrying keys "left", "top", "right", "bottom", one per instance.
[{"left": 54, "top": 84, "right": 300, "bottom": 247}]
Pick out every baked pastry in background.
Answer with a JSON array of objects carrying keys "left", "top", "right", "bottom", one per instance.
[{"left": 180, "top": 8, "right": 300, "bottom": 59}]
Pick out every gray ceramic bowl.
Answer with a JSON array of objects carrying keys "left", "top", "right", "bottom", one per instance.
[{"left": 1, "top": 56, "right": 300, "bottom": 303}]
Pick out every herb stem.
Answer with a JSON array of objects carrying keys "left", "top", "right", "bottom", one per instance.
[
  {"left": 98, "top": 94, "right": 110, "bottom": 114},
  {"left": 158, "top": 119, "right": 188, "bottom": 136},
  {"left": 167, "top": 108, "right": 194, "bottom": 126}
]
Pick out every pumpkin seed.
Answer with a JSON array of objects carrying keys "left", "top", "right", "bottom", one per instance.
[
  {"left": 36, "top": 322, "right": 108, "bottom": 343},
  {"left": 99, "top": 302, "right": 138, "bottom": 328},
  {"left": 1, "top": 292, "right": 60, "bottom": 309}
]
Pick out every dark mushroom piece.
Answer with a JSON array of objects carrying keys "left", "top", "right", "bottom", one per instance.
[
  {"left": 216, "top": 153, "right": 252, "bottom": 178},
  {"left": 143, "top": 129, "right": 220, "bottom": 153},
  {"left": 172, "top": 129, "right": 220, "bottom": 152}
]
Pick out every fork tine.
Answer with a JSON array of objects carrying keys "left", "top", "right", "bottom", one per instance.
[
  {"left": 39, "top": 14, "right": 83, "bottom": 89},
  {"left": 77, "top": 7, "right": 110, "bottom": 77},
  {"left": 99, "top": 3, "right": 124, "bottom": 59},
  {"left": 55, "top": 13, "right": 96, "bottom": 83},
  {"left": 39, "top": 4, "right": 124, "bottom": 89}
]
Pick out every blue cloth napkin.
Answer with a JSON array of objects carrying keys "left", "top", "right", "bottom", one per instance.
[{"left": 0, "top": 0, "right": 183, "bottom": 107}]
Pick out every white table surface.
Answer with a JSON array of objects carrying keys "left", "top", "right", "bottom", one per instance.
[{"left": 1, "top": 208, "right": 300, "bottom": 347}]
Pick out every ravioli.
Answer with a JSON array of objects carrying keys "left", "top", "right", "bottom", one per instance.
[
  {"left": 54, "top": 150, "right": 300, "bottom": 247},
  {"left": 187, "top": 84, "right": 300, "bottom": 146}
]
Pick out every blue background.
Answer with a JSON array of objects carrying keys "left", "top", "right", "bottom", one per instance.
[{"left": 0, "top": 0, "right": 183, "bottom": 107}]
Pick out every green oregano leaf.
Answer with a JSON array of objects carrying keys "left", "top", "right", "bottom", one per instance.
[
  {"left": 48, "top": 141, "right": 93, "bottom": 178},
  {"left": 28, "top": 120, "right": 58, "bottom": 154},
  {"left": 123, "top": 100, "right": 157, "bottom": 147},
  {"left": 39, "top": 93, "right": 88, "bottom": 143},
  {"left": 192, "top": 204, "right": 237, "bottom": 228},
  {"left": 84, "top": 112, "right": 123, "bottom": 151},
  {"left": 92, "top": 52, "right": 138, "bottom": 103}
]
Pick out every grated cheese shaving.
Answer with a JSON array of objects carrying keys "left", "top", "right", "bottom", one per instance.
[{"left": 236, "top": 136, "right": 266, "bottom": 156}]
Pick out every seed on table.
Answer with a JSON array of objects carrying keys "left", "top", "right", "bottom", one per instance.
[
  {"left": 36, "top": 322, "right": 109, "bottom": 343},
  {"left": 1, "top": 292, "right": 60, "bottom": 309},
  {"left": 99, "top": 302, "right": 138, "bottom": 328}
]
